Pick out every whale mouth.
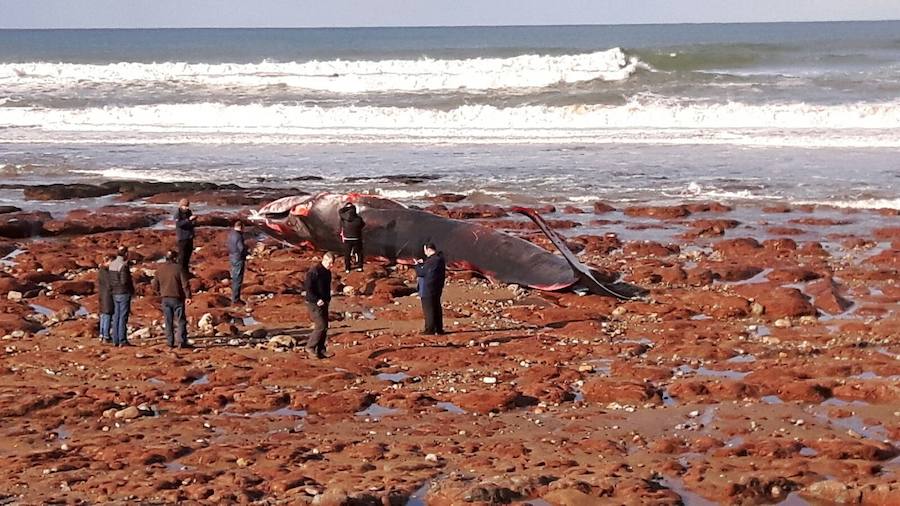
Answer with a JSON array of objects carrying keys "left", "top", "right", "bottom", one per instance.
[{"left": 252, "top": 209, "right": 289, "bottom": 221}]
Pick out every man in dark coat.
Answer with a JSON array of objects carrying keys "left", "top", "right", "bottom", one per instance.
[
  {"left": 227, "top": 220, "right": 248, "bottom": 305},
  {"left": 108, "top": 246, "right": 134, "bottom": 347},
  {"left": 97, "top": 263, "right": 114, "bottom": 344},
  {"left": 152, "top": 250, "right": 192, "bottom": 348},
  {"left": 414, "top": 242, "right": 446, "bottom": 335},
  {"left": 338, "top": 203, "right": 365, "bottom": 272},
  {"left": 174, "top": 198, "right": 197, "bottom": 274},
  {"left": 304, "top": 252, "right": 334, "bottom": 359}
]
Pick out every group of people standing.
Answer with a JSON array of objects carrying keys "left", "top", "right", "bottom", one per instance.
[
  {"left": 95, "top": 199, "right": 445, "bottom": 356},
  {"left": 97, "top": 199, "right": 215, "bottom": 348}
]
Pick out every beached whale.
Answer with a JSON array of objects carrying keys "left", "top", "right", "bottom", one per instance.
[{"left": 250, "top": 192, "right": 637, "bottom": 298}]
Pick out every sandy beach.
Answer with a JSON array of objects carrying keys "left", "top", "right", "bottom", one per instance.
[{"left": 0, "top": 183, "right": 897, "bottom": 504}]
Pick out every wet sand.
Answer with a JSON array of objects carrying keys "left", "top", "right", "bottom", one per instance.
[{"left": 0, "top": 188, "right": 898, "bottom": 504}]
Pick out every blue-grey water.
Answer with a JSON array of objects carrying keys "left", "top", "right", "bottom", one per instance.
[{"left": 1, "top": 22, "right": 898, "bottom": 209}]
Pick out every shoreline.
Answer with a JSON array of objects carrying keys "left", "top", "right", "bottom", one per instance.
[{"left": 0, "top": 184, "right": 898, "bottom": 504}]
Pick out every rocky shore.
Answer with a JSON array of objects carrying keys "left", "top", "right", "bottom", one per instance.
[{"left": 0, "top": 182, "right": 898, "bottom": 505}]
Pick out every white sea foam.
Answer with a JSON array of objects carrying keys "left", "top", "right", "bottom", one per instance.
[
  {"left": 372, "top": 188, "right": 435, "bottom": 200},
  {"left": 794, "top": 198, "right": 900, "bottom": 210},
  {"left": 3, "top": 100, "right": 900, "bottom": 147},
  {"left": 0, "top": 49, "right": 641, "bottom": 93}
]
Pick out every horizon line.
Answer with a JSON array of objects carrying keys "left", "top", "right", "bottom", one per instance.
[{"left": 1, "top": 18, "right": 899, "bottom": 30}]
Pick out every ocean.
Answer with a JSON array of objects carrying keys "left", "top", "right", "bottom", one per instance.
[{"left": 1, "top": 22, "right": 899, "bottom": 208}]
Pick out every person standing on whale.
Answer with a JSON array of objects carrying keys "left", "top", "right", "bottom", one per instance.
[{"left": 338, "top": 202, "right": 365, "bottom": 272}]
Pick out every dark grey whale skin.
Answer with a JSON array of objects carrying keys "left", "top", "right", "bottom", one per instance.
[{"left": 253, "top": 192, "right": 636, "bottom": 298}]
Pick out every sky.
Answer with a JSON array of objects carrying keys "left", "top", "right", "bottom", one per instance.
[{"left": 2, "top": 0, "right": 899, "bottom": 29}]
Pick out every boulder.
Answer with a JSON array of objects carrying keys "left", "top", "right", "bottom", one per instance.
[{"left": 0, "top": 211, "right": 51, "bottom": 238}]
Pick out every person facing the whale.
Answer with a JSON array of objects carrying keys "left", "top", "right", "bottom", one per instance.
[
  {"left": 338, "top": 202, "right": 365, "bottom": 272},
  {"left": 108, "top": 246, "right": 134, "bottom": 347},
  {"left": 414, "top": 242, "right": 446, "bottom": 335},
  {"left": 227, "top": 220, "right": 248, "bottom": 306},
  {"left": 174, "top": 198, "right": 197, "bottom": 274},
  {"left": 152, "top": 250, "right": 192, "bottom": 349}
]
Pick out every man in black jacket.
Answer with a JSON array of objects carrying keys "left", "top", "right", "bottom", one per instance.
[
  {"left": 227, "top": 220, "right": 248, "bottom": 305},
  {"left": 108, "top": 246, "right": 134, "bottom": 347},
  {"left": 338, "top": 203, "right": 365, "bottom": 272},
  {"left": 304, "top": 252, "right": 334, "bottom": 359},
  {"left": 414, "top": 242, "right": 446, "bottom": 335},
  {"left": 174, "top": 198, "right": 197, "bottom": 274}
]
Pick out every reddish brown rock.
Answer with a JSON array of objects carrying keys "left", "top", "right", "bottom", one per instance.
[
  {"left": 733, "top": 285, "right": 815, "bottom": 319},
  {"left": 767, "top": 268, "right": 821, "bottom": 284},
  {"left": 704, "top": 261, "right": 763, "bottom": 282},
  {"left": 447, "top": 205, "right": 507, "bottom": 219},
  {"left": 623, "top": 205, "right": 689, "bottom": 220},
  {"left": 713, "top": 238, "right": 762, "bottom": 258},
  {"left": 686, "top": 202, "right": 732, "bottom": 213},
  {"left": 0, "top": 211, "right": 51, "bottom": 238},
  {"left": 428, "top": 193, "right": 466, "bottom": 203},
  {"left": 623, "top": 241, "right": 679, "bottom": 257},
  {"left": 303, "top": 391, "right": 376, "bottom": 415},
  {"left": 807, "top": 277, "right": 852, "bottom": 315},
  {"left": 582, "top": 379, "right": 661, "bottom": 404},
  {"left": 451, "top": 388, "right": 525, "bottom": 414},
  {"left": 52, "top": 280, "right": 95, "bottom": 296},
  {"left": 776, "top": 381, "right": 832, "bottom": 402},
  {"left": 593, "top": 201, "right": 616, "bottom": 213}
]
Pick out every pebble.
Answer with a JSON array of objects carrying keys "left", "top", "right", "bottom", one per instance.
[
  {"left": 425, "top": 453, "right": 439, "bottom": 462},
  {"left": 481, "top": 376, "right": 497, "bottom": 384},
  {"left": 773, "top": 318, "right": 792, "bottom": 328}
]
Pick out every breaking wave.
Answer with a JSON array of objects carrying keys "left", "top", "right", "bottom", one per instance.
[
  {"left": 3, "top": 99, "right": 900, "bottom": 147},
  {"left": 0, "top": 49, "right": 642, "bottom": 93}
]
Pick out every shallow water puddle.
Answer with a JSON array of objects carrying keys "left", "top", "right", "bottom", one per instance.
[
  {"left": 357, "top": 403, "right": 400, "bottom": 418},
  {"left": 29, "top": 304, "right": 54, "bottom": 317},
  {"left": 165, "top": 459, "right": 190, "bottom": 472},
  {"left": 376, "top": 372, "right": 409, "bottom": 383},
  {"left": 727, "top": 354, "right": 756, "bottom": 363},
  {"left": 654, "top": 476, "right": 717, "bottom": 506},
  {"left": 251, "top": 407, "right": 307, "bottom": 418},
  {"left": 147, "top": 377, "right": 165, "bottom": 385},
  {"left": 221, "top": 407, "right": 308, "bottom": 418},
  {"left": 762, "top": 395, "right": 784, "bottom": 404},
  {"left": 820, "top": 398, "right": 869, "bottom": 408},
  {"left": 675, "top": 364, "right": 749, "bottom": 380},
  {"left": 583, "top": 358, "right": 613, "bottom": 375},
  {"left": 661, "top": 390, "right": 678, "bottom": 407},
  {"left": 54, "top": 424, "right": 71, "bottom": 441},
  {"left": 435, "top": 402, "right": 466, "bottom": 414},
  {"left": 190, "top": 374, "right": 210, "bottom": 386},
  {"left": 816, "top": 413, "right": 889, "bottom": 441},
  {"left": 799, "top": 447, "right": 818, "bottom": 457},
  {"left": 725, "top": 435, "right": 744, "bottom": 448},
  {"left": 0, "top": 248, "right": 25, "bottom": 267}
]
